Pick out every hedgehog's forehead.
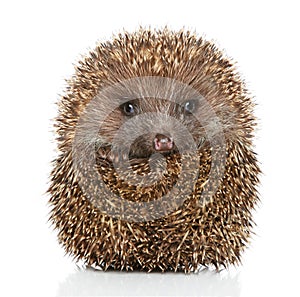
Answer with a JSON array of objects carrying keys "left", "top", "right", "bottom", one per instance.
[{"left": 123, "top": 97, "right": 178, "bottom": 108}]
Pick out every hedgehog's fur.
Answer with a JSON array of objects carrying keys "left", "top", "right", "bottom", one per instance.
[{"left": 48, "top": 28, "right": 260, "bottom": 272}]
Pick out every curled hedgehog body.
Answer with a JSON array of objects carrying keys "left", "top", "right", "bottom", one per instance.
[{"left": 49, "top": 28, "right": 260, "bottom": 272}]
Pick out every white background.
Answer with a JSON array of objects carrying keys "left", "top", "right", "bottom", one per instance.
[{"left": 1, "top": 0, "right": 299, "bottom": 296}]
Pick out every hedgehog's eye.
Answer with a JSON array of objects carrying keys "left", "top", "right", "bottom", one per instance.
[
  {"left": 182, "top": 99, "right": 198, "bottom": 115},
  {"left": 121, "top": 102, "right": 138, "bottom": 116}
]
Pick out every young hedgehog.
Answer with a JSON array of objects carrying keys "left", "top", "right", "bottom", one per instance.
[{"left": 48, "top": 28, "right": 260, "bottom": 272}]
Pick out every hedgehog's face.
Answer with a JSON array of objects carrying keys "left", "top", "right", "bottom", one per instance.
[{"left": 94, "top": 96, "right": 212, "bottom": 162}]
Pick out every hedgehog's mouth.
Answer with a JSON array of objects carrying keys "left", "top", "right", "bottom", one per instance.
[
  {"left": 95, "top": 134, "right": 206, "bottom": 163},
  {"left": 96, "top": 145, "right": 179, "bottom": 163}
]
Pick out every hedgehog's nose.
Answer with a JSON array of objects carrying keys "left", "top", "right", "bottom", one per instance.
[{"left": 154, "top": 134, "right": 174, "bottom": 152}]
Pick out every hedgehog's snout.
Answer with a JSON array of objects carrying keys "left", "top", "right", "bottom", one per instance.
[{"left": 153, "top": 133, "right": 174, "bottom": 152}]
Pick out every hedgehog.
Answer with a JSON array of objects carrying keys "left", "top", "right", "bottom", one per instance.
[{"left": 48, "top": 28, "right": 260, "bottom": 272}]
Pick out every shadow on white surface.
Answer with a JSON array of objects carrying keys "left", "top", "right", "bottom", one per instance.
[{"left": 57, "top": 266, "right": 241, "bottom": 296}]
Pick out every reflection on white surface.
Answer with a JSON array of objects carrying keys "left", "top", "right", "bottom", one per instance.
[{"left": 57, "top": 266, "right": 241, "bottom": 296}]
